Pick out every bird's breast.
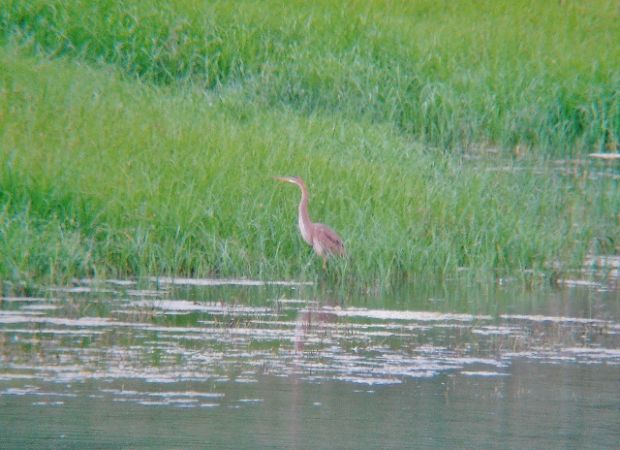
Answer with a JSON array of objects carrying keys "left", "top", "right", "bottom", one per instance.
[{"left": 312, "top": 238, "right": 326, "bottom": 256}]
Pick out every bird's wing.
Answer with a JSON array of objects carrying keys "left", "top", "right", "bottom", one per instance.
[{"left": 314, "top": 223, "right": 345, "bottom": 256}]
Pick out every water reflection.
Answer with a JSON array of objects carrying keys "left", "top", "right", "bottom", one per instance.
[{"left": 1, "top": 277, "right": 619, "bottom": 447}]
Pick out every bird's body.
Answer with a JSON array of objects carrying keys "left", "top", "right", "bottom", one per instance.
[{"left": 274, "top": 176, "right": 345, "bottom": 268}]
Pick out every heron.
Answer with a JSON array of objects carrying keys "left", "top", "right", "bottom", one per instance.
[{"left": 274, "top": 176, "right": 345, "bottom": 269}]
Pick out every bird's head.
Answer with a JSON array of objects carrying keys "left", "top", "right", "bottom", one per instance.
[{"left": 273, "top": 176, "right": 304, "bottom": 186}]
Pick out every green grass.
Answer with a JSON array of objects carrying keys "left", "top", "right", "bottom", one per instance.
[
  {"left": 2, "top": 0, "right": 618, "bottom": 154},
  {"left": 0, "top": 1, "right": 618, "bottom": 287}
]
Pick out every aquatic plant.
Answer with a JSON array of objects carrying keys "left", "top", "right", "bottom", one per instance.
[
  {"left": 1, "top": 0, "right": 618, "bottom": 154},
  {"left": 0, "top": 1, "right": 618, "bottom": 286}
]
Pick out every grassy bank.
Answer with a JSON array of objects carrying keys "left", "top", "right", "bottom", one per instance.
[
  {"left": 1, "top": 46, "right": 617, "bottom": 286},
  {"left": 0, "top": 1, "right": 618, "bottom": 287},
  {"left": 2, "top": 0, "right": 618, "bottom": 154}
]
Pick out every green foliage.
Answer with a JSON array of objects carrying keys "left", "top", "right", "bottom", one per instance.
[
  {"left": 1, "top": 0, "right": 618, "bottom": 153},
  {"left": 0, "top": 1, "right": 618, "bottom": 286}
]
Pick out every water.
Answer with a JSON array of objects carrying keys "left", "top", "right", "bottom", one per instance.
[{"left": 1, "top": 275, "right": 619, "bottom": 448}]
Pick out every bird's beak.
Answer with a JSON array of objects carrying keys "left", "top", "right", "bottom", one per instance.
[{"left": 273, "top": 176, "right": 290, "bottom": 183}]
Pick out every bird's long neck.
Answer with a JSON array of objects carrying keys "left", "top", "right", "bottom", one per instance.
[{"left": 297, "top": 182, "right": 313, "bottom": 245}]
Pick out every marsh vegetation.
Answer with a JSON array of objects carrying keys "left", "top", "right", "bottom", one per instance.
[{"left": 0, "top": 1, "right": 618, "bottom": 286}]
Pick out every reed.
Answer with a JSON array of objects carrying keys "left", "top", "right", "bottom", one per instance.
[
  {"left": 1, "top": 0, "right": 618, "bottom": 154},
  {"left": 0, "top": 1, "right": 618, "bottom": 286}
]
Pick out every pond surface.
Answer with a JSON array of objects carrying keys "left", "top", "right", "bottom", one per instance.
[{"left": 1, "top": 275, "right": 619, "bottom": 448}]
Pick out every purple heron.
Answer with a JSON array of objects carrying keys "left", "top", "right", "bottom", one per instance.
[{"left": 274, "top": 176, "right": 345, "bottom": 269}]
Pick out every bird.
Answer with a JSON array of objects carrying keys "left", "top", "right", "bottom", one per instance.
[{"left": 274, "top": 176, "right": 345, "bottom": 269}]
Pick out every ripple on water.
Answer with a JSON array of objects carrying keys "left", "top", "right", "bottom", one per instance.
[
  {"left": 1, "top": 280, "right": 619, "bottom": 405},
  {"left": 151, "top": 277, "right": 314, "bottom": 287}
]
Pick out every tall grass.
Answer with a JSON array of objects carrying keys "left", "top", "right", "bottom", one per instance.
[
  {"left": 1, "top": 45, "right": 617, "bottom": 286},
  {"left": 1, "top": 0, "right": 618, "bottom": 154}
]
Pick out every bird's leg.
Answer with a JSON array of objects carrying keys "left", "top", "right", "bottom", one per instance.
[{"left": 322, "top": 256, "right": 327, "bottom": 271}]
